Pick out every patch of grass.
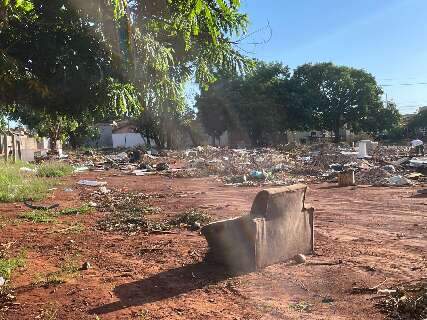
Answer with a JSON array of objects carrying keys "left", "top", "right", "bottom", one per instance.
[
  {"left": 33, "top": 256, "right": 81, "bottom": 288},
  {"left": 19, "top": 210, "right": 56, "bottom": 223},
  {"left": 0, "top": 161, "right": 73, "bottom": 203},
  {"left": 170, "top": 209, "right": 212, "bottom": 227},
  {"left": 98, "top": 213, "right": 171, "bottom": 234},
  {"left": 57, "top": 204, "right": 93, "bottom": 216},
  {"left": 38, "top": 302, "right": 59, "bottom": 320},
  {"left": 0, "top": 162, "right": 54, "bottom": 202},
  {"left": 37, "top": 162, "right": 74, "bottom": 178},
  {"left": 0, "top": 254, "right": 26, "bottom": 279}
]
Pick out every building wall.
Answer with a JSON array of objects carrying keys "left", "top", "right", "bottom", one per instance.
[
  {"left": 1, "top": 134, "right": 46, "bottom": 162},
  {"left": 98, "top": 125, "right": 113, "bottom": 148},
  {"left": 112, "top": 133, "right": 147, "bottom": 148}
]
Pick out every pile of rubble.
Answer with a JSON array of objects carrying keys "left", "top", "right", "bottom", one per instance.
[
  {"left": 62, "top": 142, "right": 426, "bottom": 188},
  {"left": 378, "top": 280, "right": 427, "bottom": 320},
  {"left": 355, "top": 167, "right": 393, "bottom": 186}
]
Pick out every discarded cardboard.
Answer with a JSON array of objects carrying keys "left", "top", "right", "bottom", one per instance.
[
  {"left": 338, "top": 170, "right": 355, "bottom": 187},
  {"left": 201, "top": 184, "right": 314, "bottom": 272}
]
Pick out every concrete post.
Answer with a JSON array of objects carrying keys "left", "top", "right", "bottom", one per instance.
[
  {"left": 11, "top": 134, "right": 16, "bottom": 163},
  {"left": 3, "top": 134, "right": 8, "bottom": 162}
]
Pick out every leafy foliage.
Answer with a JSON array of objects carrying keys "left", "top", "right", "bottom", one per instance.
[
  {"left": 197, "top": 62, "right": 304, "bottom": 146},
  {"left": 1, "top": 0, "right": 251, "bottom": 148},
  {"left": 0, "top": 254, "right": 26, "bottom": 279},
  {"left": 407, "top": 108, "right": 427, "bottom": 137},
  {"left": 291, "top": 63, "right": 395, "bottom": 141},
  {"left": 197, "top": 62, "right": 400, "bottom": 145},
  {"left": 36, "top": 162, "right": 74, "bottom": 178}
]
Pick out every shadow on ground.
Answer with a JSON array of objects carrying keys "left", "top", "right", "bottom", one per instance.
[{"left": 90, "top": 262, "right": 233, "bottom": 315}]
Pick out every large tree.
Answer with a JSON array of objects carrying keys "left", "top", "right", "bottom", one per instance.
[
  {"left": 0, "top": 0, "right": 140, "bottom": 147},
  {"left": 407, "top": 108, "right": 427, "bottom": 137},
  {"left": 0, "top": 0, "right": 251, "bottom": 147},
  {"left": 291, "top": 63, "right": 390, "bottom": 141},
  {"left": 196, "top": 80, "right": 238, "bottom": 145},
  {"left": 196, "top": 62, "right": 312, "bottom": 146}
]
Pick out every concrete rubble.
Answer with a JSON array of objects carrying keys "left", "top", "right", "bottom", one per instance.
[{"left": 45, "top": 141, "right": 425, "bottom": 187}]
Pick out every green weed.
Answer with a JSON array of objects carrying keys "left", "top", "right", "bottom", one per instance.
[
  {"left": 33, "top": 256, "right": 80, "bottom": 288},
  {"left": 0, "top": 254, "right": 26, "bottom": 279},
  {"left": 170, "top": 209, "right": 212, "bottom": 227},
  {"left": 37, "top": 162, "right": 73, "bottom": 178},
  {"left": 57, "top": 204, "right": 93, "bottom": 216},
  {"left": 19, "top": 210, "right": 56, "bottom": 223},
  {"left": 0, "top": 161, "right": 72, "bottom": 203}
]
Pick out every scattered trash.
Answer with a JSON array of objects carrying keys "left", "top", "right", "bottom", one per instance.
[
  {"left": 64, "top": 188, "right": 74, "bottom": 192},
  {"left": 382, "top": 165, "right": 396, "bottom": 174},
  {"left": 133, "top": 170, "right": 157, "bottom": 176},
  {"left": 156, "top": 162, "right": 169, "bottom": 171},
  {"left": 59, "top": 142, "right": 422, "bottom": 188},
  {"left": 387, "top": 175, "right": 412, "bottom": 186},
  {"left": 409, "top": 157, "right": 427, "bottom": 168},
  {"left": 73, "top": 166, "right": 90, "bottom": 173},
  {"left": 249, "top": 170, "right": 265, "bottom": 180},
  {"left": 0, "top": 277, "right": 5, "bottom": 287},
  {"left": 356, "top": 168, "right": 392, "bottom": 186},
  {"left": 77, "top": 180, "right": 107, "bottom": 187},
  {"left": 19, "top": 167, "right": 36, "bottom": 174},
  {"left": 377, "top": 280, "right": 427, "bottom": 320},
  {"left": 80, "top": 262, "right": 91, "bottom": 270},
  {"left": 99, "top": 186, "right": 110, "bottom": 194},
  {"left": 406, "top": 172, "right": 424, "bottom": 179}
]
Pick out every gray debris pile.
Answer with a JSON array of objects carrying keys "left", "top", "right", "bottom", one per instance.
[
  {"left": 355, "top": 167, "right": 393, "bottom": 186},
  {"left": 66, "top": 142, "right": 426, "bottom": 187}
]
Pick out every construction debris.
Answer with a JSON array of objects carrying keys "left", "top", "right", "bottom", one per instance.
[
  {"left": 77, "top": 180, "right": 107, "bottom": 187},
  {"left": 378, "top": 280, "right": 427, "bottom": 320},
  {"left": 59, "top": 142, "right": 424, "bottom": 188}
]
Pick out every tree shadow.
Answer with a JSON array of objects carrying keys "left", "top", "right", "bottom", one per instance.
[{"left": 89, "top": 261, "right": 234, "bottom": 315}]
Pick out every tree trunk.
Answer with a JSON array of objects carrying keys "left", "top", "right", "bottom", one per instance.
[
  {"left": 333, "top": 127, "right": 341, "bottom": 143},
  {"left": 186, "top": 127, "right": 197, "bottom": 147}
]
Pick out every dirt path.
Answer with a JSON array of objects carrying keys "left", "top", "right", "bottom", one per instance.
[{"left": 0, "top": 172, "right": 426, "bottom": 319}]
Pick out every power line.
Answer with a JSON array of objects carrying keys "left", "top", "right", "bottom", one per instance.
[{"left": 380, "top": 82, "right": 427, "bottom": 86}]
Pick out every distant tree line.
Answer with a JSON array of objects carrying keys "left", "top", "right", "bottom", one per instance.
[{"left": 196, "top": 62, "right": 401, "bottom": 145}]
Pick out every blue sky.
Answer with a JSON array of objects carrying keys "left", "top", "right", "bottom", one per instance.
[{"left": 237, "top": 0, "right": 427, "bottom": 114}]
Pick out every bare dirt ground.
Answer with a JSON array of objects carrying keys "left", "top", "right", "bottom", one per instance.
[{"left": 0, "top": 171, "right": 426, "bottom": 320}]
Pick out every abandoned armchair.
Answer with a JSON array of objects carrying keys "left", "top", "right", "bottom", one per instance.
[{"left": 201, "top": 184, "right": 314, "bottom": 272}]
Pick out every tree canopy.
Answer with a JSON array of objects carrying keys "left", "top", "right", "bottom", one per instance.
[
  {"left": 197, "top": 62, "right": 311, "bottom": 146},
  {"left": 0, "top": 0, "right": 251, "bottom": 146},
  {"left": 291, "top": 63, "right": 398, "bottom": 140},
  {"left": 408, "top": 108, "right": 427, "bottom": 137},
  {"left": 197, "top": 62, "right": 401, "bottom": 145}
]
